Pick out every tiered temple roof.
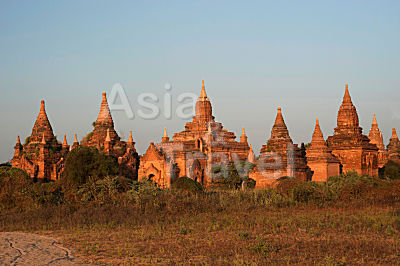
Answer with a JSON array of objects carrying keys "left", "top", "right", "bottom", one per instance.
[
  {"left": 327, "top": 84, "right": 378, "bottom": 176},
  {"left": 81, "top": 92, "right": 121, "bottom": 147},
  {"left": 306, "top": 119, "right": 340, "bottom": 181},
  {"left": 368, "top": 114, "right": 388, "bottom": 167},
  {"left": 387, "top": 128, "right": 400, "bottom": 160}
]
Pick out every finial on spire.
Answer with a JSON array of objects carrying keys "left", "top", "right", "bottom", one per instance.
[
  {"left": 73, "top": 133, "right": 79, "bottom": 146},
  {"left": 392, "top": 128, "right": 399, "bottom": 139},
  {"left": 316, "top": 118, "right": 320, "bottom": 126},
  {"left": 199, "top": 80, "right": 208, "bottom": 100},
  {"left": 17, "top": 136, "right": 21, "bottom": 145},
  {"left": 240, "top": 127, "right": 248, "bottom": 143},
  {"left": 40, "top": 100, "right": 45, "bottom": 112},
  {"left": 128, "top": 130, "right": 133, "bottom": 143},
  {"left": 372, "top": 114, "right": 378, "bottom": 125},
  {"left": 62, "top": 134, "right": 68, "bottom": 147},
  {"left": 274, "top": 107, "right": 285, "bottom": 126},
  {"left": 105, "top": 128, "right": 111, "bottom": 142},
  {"left": 343, "top": 84, "right": 352, "bottom": 104},
  {"left": 162, "top": 128, "right": 170, "bottom": 142}
]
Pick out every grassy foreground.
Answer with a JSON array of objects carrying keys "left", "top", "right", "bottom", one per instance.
[{"left": 1, "top": 168, "right": 400, "bottom": 264}]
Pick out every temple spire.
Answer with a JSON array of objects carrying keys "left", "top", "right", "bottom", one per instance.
[
  {"left": 128, "top": 131, "right": 133, "bottom": 144},
  {"left": 194, "top": 80, "right": 214, "bottom": 122},
  {"left": 17, "top": 136, "right": 21, "bottom": 145},
  {"left": 73, "top": 133, "right": 79, "bottom": 147},
  {"left": 62, "top": 134, "right": 68, "bottom": 147},
  {"left": 343, "top": 84, "right": 352, "bottom": 104},
  {"left": 392, "top": 128, "right": 399, "bottom": 140},
  {"left": 31, "top": 100, "right": 54, "bottom": 142},
  {"left": 199, "top": 80, "right": 208, "bottom": 100},
  {"left": 274, "top": 107, "right": 286, "bottom": 126},
  {"left": 96, "top": 92, "right": 114, "bottom": 126},
  {"left": 372, "top": 114, "right": 378, "bottom": 126},
  {"left": 240, "top": 127, "right": 248, "bottom": 143},
  {"left": 310, "top": 118, "right": 327, "bottom": 149},
  {"left": 162, "top": 128, "right": 170, "bottom": 143}
]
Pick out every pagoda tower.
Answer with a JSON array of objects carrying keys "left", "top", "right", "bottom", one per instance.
[
  {"left": 250, "top": 107, "right": 311, "bottom": 187},
  {"left": 368, "top": 114, "right": 388, "bottom": 167},
  {"left": 81, "top": 92, "right": 121, "bottom": 148},
  {"left": 11, "top": 100, "right": 63, "bottom": 180},
  {"left": 139, "top": 80, "right": 250, "bottom": 188},
  {"left": 29, "top": 100, "right": 55, "bottom": 143},
  {"left": 387, "top": 128, "right": 400, "bottom": 161},
  {"left": 326, "top": 84, "right": 379, "bottom": 177},
  {"left": 306, "top": 119, "right": 340, "bottom": 181}
]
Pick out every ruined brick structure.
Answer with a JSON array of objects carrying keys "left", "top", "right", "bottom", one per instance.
[
  {"left": 10, "top": 101, "right": 65, "bottom": 180},
  {"left": 387, "top": 128, "right": 400, "bottom": 161},
  {"left": 306, "top": 119, "right": 340, "bottom": 182},
  {"left": 326, "top": 85, "right": 379, "bottom": 177},
  {"left": 250, "top": 107, "right": 312, "bottom": 188},
  {"left": 10, "top": 93, "right": 139, "bottom": 181},
  {"left": 138, "top": 81, "right": 251, "bottom": 188},
  {"left": 368, "top": 114, "right": 388, "bottom": 168}
]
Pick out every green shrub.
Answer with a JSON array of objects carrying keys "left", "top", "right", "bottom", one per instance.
[
  {"left": 0, "top": 167, "right": 32, "bottom": 210},
  {"left": 171, "top": 176, "right": 203, "bottom": 193},
  {"left": 25, "top": 182, "right": 63, "bottom": 206},
  {"left": 63, "top": 146, "right": 119, "bottom": 186},
  {"left": 127, "top": 180, "right": 162, "bottom": 203},
  {"left": 383, "top": 160, "right": 400, "bottom": 180},
  {"left": 77, "top": 176, "right": 121, "bottom": 204}
]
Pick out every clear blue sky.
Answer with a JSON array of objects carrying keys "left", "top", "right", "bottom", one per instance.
[{"left": 1, "top": 0, "right": 399, "bottom": 162}]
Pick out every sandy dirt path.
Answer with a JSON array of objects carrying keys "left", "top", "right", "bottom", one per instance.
[{"left": 0, "top": 232, "right": 84, "bottom": 265}]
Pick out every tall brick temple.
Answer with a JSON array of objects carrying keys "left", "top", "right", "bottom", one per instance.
[
  {"left": 326, "top": 84, "right": 379, "bottom": 177},
  {"left": 306, "top": 119, "right": 340, "bottom": 182},
  {"left": 138, "top": 80, "right": 251, "bottom": 188},
  {"left": 11, "top": 100, "right": 65, "bottom": 180},
  {"left": 250, "top": 107, "right": 312, "bottom": 188}
]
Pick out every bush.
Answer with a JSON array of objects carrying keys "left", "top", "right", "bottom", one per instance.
[
  {"left": 383, "top": 160, "right": 400, "bottom": 180},
  {"left": 63, "top": 146, "right": 119, "bottom": 186},
  {"left": 171, "top": 176, "right": 203, "bottom": 193},
  {"left": 127, "top": 180, "right": 162, "bottom": 203},
  {"left": 25, "top": 182, "right": 64, "bottom": 206},
  {"left": 0, "top": 167, "right": 32, "bottom": 210}
]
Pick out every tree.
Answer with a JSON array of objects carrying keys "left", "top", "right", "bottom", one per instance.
[
  {"left": 63, "top": 146, "right": 119, "bottom": 186},
  {"left": 383, "top": 160, "right": 400, "bottom": 180}
]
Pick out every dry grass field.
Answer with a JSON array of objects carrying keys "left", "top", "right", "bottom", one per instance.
[{"left": 1, "top": 170, "right": 400, "bottom": 264}]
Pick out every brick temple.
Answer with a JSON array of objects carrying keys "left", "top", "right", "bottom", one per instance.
[
  {"left": 138, "top": 80, "right": 251, "bottom": 187},
  {"left": 9, "top": 82, "right": 399, "bottom": 186},
  {"left": 249, "top": 107, "right": 312, "bottom": 188},
  {"left": 326, "top": 85, "right": 379, "bottom": 177},
  {"left": 10, "top": 92, "right": 139, "bottom": 181}
]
